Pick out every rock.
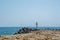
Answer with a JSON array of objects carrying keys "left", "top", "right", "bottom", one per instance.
[{"left": 14, "top": 27, "right": 34, "bottom": 34}]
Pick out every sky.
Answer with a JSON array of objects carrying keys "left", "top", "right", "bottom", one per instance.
[{"left": 0, "top": 0, "right": 60, "bottom": 27}]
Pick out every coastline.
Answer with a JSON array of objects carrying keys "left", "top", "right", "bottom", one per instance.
[{"left": 0, "top": 30, "right": 60, "bottom": 40}]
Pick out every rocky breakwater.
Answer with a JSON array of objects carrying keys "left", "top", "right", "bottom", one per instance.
[{"left": 14, "top": 27, "right": 38, "bottom": 34}]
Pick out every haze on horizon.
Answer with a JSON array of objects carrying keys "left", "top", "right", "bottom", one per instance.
[{"left": 0, "top": 0, "right": 60, "bottom": 27}]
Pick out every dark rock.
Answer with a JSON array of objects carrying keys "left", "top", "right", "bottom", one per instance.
[
  {"left": 14, "top": 27, "right": 33, "bottom": 34},
  {"left": 14, "top": 27, "right": 40, "bottom": 34}
]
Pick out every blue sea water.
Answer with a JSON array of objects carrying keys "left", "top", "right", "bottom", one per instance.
[
  {"left": 0, "top": 27, "right": 21, "bottom": 35},
  {"left": 0, "top": 27, "right": 60, "bottom": 35}
]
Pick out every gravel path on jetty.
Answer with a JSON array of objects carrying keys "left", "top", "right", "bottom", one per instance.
[{"left": 0, "top": 30, "right": 60, "bottom": 40}]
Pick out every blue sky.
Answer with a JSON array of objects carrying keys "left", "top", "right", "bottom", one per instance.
[{"left": 0, "top": 0, "right": 60, "bottom": 27}]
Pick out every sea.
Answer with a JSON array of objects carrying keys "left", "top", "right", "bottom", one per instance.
[{"left": 0, "top": 27, "right": 60, "bottom": 35}]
